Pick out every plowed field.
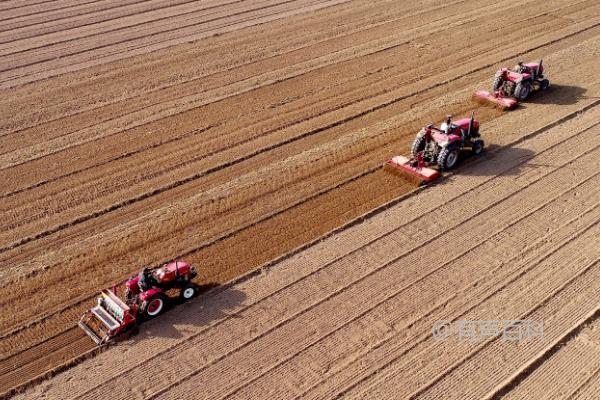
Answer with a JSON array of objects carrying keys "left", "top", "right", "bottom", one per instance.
[{"left": 1, "top": 0, "right": 599, "bottom": 398}]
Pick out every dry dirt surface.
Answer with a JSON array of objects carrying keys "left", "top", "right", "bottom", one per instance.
[{"left": 1, "top": 0, "right": 599, "bottom": 398}]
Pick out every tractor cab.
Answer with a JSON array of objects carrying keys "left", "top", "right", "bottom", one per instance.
[
  {"left": 518, "top": 62, "right": 541, "bottom": 74},
  {"left": 453, "top": 117, "right": 479, "bottom": 132}
]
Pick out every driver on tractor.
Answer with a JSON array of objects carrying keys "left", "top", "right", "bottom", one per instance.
[
  {"left": 138, "top": 267, "right": 157, "bottom": 291},
  {"left": 440, "top": 115, "right": 469, "bottom": 143},
  {"left": 515, "top": 61, "right": 532, "bottom": 76},
  {"left": 440, "top": 115, "right": 452, "bottom": 134}
]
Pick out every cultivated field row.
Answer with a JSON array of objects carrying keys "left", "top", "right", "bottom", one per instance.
[
  {"left": 1, "top": 38, "right": 599, "bottom": 396},
  {"left": 2, "top": 0, "right": 596, "bottom": 167},
  {"left": 0, "top": 0, "right": 352, "bottom": 88},
  {"left": 1, "top": 36, "right": 596, "bottom": 346},
  {"left": 13, "top": 95, "right": 600, "bottom": 400},
  {"left": 1, "top": 0, "right": 599, "bottom": 397},
  {"left": 499, "top": 319, "right": 600, "bottom": 399},
  {"left": 2, "top": 1, "right": 596, "bottom": 334}
]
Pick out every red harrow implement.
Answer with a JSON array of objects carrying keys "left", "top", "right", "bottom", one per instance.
[
  {"left": 385, "top": 153, "right": 440, "bottom": 184},
  {"left": 473, "top": 88, "right": 518, "bottom": 110}
]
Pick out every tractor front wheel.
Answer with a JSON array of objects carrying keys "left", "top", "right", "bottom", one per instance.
[
  {"left": 142, "top": 293, "right": 167, "bottom": 319},
  {"left": 540, "top": 79, "right": 550, "bottom": 90},
  {"left": 180, "top": 284, "right": 198, "bottom": 301},
  {"left": 492, "top": 75, "right": 503, "bottom": 91},
  {"left": 437, "top": 147, "right": 460, "bottom": 170}
]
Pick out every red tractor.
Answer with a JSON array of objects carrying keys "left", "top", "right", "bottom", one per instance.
[
  {"left": 475, "top": 60, "right": 550, "bottom": 109},
  {"left": 385, "top": 114, "right": 483, "bottom": 183},
  {"left": 79, "top": 261, "right": 198, "bottom": 345}
]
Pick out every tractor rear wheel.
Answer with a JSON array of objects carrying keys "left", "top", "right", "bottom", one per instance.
[
  {"left": 180, "top": 284, "right": 198, "bottom": 301},
  {"left": 492, "top": 75, "right": 503, "bottom": 91},
  {"left": 141, "top": 293, "right": 167, "bottom": 319},
  {"left": 411, "top": 135, "right": 426, "bottom": 158},
  {"left": 437, "top": 147, "right": 460, "bottom": 170},
  {"left": 514, "top": 81, "right": 532, "bottom": 100}
]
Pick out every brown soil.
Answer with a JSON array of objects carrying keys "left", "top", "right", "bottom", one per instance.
[{"left": 1, "top": 0, "right": 599, "bottom": 397}]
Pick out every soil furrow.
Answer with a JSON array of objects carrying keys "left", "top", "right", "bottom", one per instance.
[
  {"left": 0, "top": 96, "right": 596, "bottom": 360},
  {"left": 0, "top": 1, "right": 246, "bottom": 42},
  {"left": 2, "top": 1, "right": 598, "bottom": 397},
  {"left": 130, "top": 146, "right": 600, "bottom": 400},
  {"left": 2, "top": 18, "right": 596, "bottom": 260},
  {"left": 492, "top": 319, "right": 600, "bottom": 399},
  {"left": 3, "top": 0, "right": 592, "bottom": 165},
  {"left": 42, "top": 116, "right": 600, "bottom": 400}
]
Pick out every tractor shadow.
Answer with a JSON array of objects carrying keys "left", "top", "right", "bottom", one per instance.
[
  {"left": 130, "top": 283, "right": 247, "bottom": 341},
  {"left": 524, "top": 84, "right": 589, "bottom": 106},
  {"left": 441, "top": 144, "right": 536, "bottom": 180}
]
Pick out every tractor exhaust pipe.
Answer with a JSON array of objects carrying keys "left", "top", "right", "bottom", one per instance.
[{"left": 467, "top": 111, "right": 474, "bottom": 138}]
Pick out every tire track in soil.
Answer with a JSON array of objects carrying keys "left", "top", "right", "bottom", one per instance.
[
  {"left": 186, "top": 106, "right": 600, "bottom": 400},
  {"left": 300, "top": 107, "right": 596, "bottom": 397},
  {"left": 0, "top": 0, "right": 354, "bottom": 88},
  {"left": 0, "top": 330, "right": 98, "bottom": 399},
  {"left": 0, "top": 1, "right": 102, "bottom": 20},
  {"left": 0, "top": 0, "right": 243, "bottom": 43},
  {"left": 292, "top": 126, "right": 600, "bottom": 398},
  {"left": 1, "top": 2, "right": 596, "bottom": 244},
  {"left": 347, "top": 254, "right": 600, "bottom": 400},
  {"left": 491, "top": 318, "right": 600, "bottom": 399},
  {"left": 0, "top": 0, "right": 338, "bottom": 59},
  {"left": 407, "top": 273, "right": 600, "bottom": 400},
  {"left": 228, "top": 219, "right": 600, "bottom": 400},
  {"left": 0, "top": 99, "right": 505, "bottom": 341},
  {"left": 0, "top": 0, "right": 385, "bottom": 91},
  {"left": 566, "top": 369, "right": 600, "bottom": 399},
  {"left": 169, "top": 173, "right": 600, "bottom": 398},
  {"left": 0, "top": 3, "right": 592, "bottom": 234},
  {"left": 2, "top": 0, "right": 589, "bottom": 164},
  {"left": 0, "top": 0, "right": 492, "bottom": 139},
  {"left": 1, "top": 1, "right": 341, "bottom": 74},
  {"left": 255, "top": 207, "right": 600, "bottom": 400},
  {"left": 7, "top": 0, "right": 584, "bottom": 296}
]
